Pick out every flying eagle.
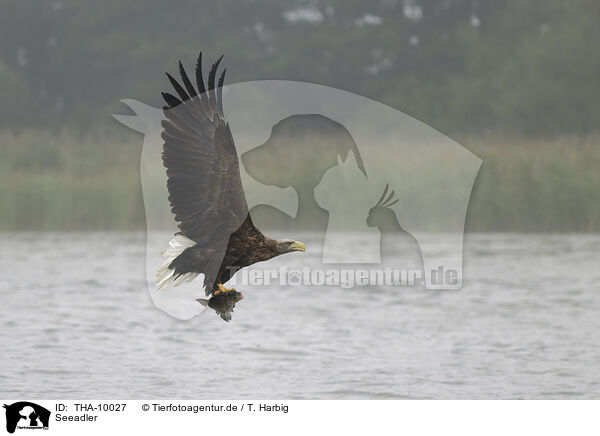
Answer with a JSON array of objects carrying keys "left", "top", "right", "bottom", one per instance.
[{"left": 155, "top": 53, "right": 305, "bottom": 321}]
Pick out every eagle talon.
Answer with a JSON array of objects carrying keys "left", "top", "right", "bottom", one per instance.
[{"left": 215, "top": 284, "right": 235, "bottom": 295}]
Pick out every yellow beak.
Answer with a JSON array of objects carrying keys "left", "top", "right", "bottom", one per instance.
[{"left": 290, "top": 241, "right": 306, "bottom": 252}]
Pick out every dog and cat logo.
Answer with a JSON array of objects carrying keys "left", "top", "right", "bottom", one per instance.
[{"left": 3, "top": 402, "right": 50, "bottom": 433}]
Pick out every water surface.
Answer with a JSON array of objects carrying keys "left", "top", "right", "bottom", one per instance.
[{"left": 1, "top": 232, "right": 599, "bottom": 399}]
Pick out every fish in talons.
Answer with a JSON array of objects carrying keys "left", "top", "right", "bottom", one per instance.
[{"left": 197, "top": 288, "right": 244, "bottom": 322}]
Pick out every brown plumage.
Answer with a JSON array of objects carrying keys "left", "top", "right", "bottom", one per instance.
[{"left": 156, "top": 53, "right": 305, "bottom": 306}]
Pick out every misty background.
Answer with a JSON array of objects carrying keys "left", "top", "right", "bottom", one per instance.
[{"left": 1, "top": 0, "right": 599, "bottom": 231}]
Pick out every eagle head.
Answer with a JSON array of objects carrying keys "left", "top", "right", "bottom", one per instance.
[{"left": 274, "top": 239, "right": 306, "bottom": 254}]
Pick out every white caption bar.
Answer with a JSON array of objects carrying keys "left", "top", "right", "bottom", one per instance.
[{"left": 1, "top": 400, "right": 598, "bottom": 436}]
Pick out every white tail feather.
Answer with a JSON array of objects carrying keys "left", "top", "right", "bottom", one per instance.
[{"left": 156, "top": 235, "right": 198, "bottom": 291}]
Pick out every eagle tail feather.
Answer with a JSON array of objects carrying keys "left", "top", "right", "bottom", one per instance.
[{"left": 156, "top": 235, "right": 198, "bottom": 291}]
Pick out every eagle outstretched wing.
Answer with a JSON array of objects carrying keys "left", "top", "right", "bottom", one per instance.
[
  {"left": 161, "top": 53, "right": 248, "bottom": 246},
  {"left": 157, "top": 53, "right": 304, "bottom": 301}
]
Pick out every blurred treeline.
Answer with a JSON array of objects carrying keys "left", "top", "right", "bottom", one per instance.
[
  {"left": 1, "top": 0, "right": 599, "bottom": 232},
  {"left": 2, "top": 131, "right": 599, "bottom": 232},
  {"left": 1, "top": 0, "right": 599, "bottom": 136}
]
